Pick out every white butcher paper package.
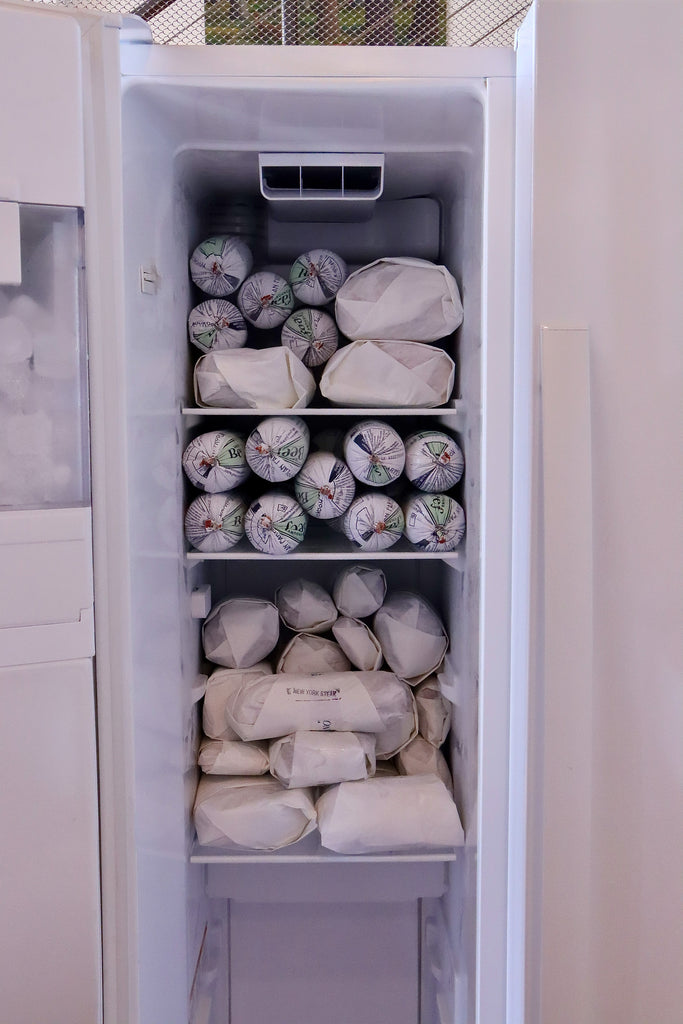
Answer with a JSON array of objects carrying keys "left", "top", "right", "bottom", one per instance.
[
  {"left": 403, "top": 429, "right": 464, "bottom": 492},
  {"left": 203, "top": 663, "right": 273, "bottom": 740},
  {"left": 289, "top": 249, "right": 348, "bottom": 306},
  {"left": 245, "top": 416, "right": 310, "bottom": 483},
  {"left": 182, "top": 430, "right": 250, "bottom": 493},
  {"left": 373, "top": 592, "right": 449, "bottom": 685},
  {"left": 332, "top": 564, "right": 387, "bottom": 618},
  {"left": 193, "top": 775, "right": 317, "bottom": 851},
  {"left": 319, "top": 340, "right": 455, "bottom": 409},
  {"left": 244, "top": 492, "right": 308, "bottom": 555},
  {"left": 343, "top": 492, "right": 404, "bottom": 552},
  {"left": 189, "top": 235, "right": 253, "bottom": 297},
  {"left": 223, "top": 670, "right": 416, "bottom": 747},
  {"left": 294, "top": 451, "right": 356, "bottom": 520},
  {"left": 237, "top": 272, "right": 294, "bottom": 328},
  {"left": 395, "top": 735, "right": 453, "bottom": 791},
  {"left": 198, "top": 737, "right": 270, "bottom": 776},
  {"left": 281, "top": 308, "right": 339, "bottom": 368},
  {"left": 202, "top": 598, "right": 280, "bottom": 669},
  {"left": 193, "top": 348, "right": 315, "bottom": 410},
  {"left": 277, "top": 634, "right": 351, "bottom": 675},
  {"left": 414, "top": 675, "right": 452, "bottom": 748},
  {"left": 187, "top": 299, "right": 248, "bottom": 353},
  {"left": 275, "top": 578, "right": 338, "bottom": 634},
  {"left": 334, "top": 257, "right": 463, "bottom": 342},
  {"left": 402, "top": 493, "right": 466, "bottom": 553},
  {"left": 342, "top": 419, "right": 405, "bottom": 488},
  {"left": 316, "top": 775, "right": 464, "bottom": 854},
  {"left": 269, "top": 731, "right": 376, "bottom": 789},
  {"left": 331, "top": 617, "right": 383, "bottom": 672},
  {"left": 184, "top": 492, "right": 246, "bottom": 553}
]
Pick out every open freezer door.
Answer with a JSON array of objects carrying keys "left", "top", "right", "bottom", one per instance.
[{"left": 514, "top": 3, "right": 683, "bottom": 1024}]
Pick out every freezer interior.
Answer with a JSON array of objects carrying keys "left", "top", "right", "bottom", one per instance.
[{"left": 119, "top": 71, "right": 491, "bottom": 1024}]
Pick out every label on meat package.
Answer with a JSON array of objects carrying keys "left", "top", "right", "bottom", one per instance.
[
  {"left": 343, "top": 420, "right": 406, "bottom": 487},
  {"left": 255, "top": 674, "right": 384, "bottom": 737},
  {"left": 403, "top": 493, "right": 465, "bottom": 552},
  {"left": 404, "top": 430, "right": 464, "bottom": 492},
  {"left": 190, "top": 236, "right": 253, "bottom": 297},
  {"left": 238, "top": 272, "right": 294, "bottom": 328},
  {"left": 188, "top": 299, "right": 248, "bottom": 353},
  {"left": 182, "top": 430, "right": 250, "bottom": 492},
  {"left": 281, "top": 308, "right": 339, "bottom": 367},
  {"left": 245, "top": 416, "right": 310, "bottom": 482},
  {"left": 289, "top": 249, "right": 348, "bottom": 306},
  {"left": 244, "top": 492, "right": 308, "bottom": 554},
  {"left": 294, "top": 451, "right": 356, "bottom": 519}
]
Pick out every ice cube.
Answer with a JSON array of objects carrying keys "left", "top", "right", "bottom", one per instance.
[{"left": 0, "top": 315, "right": 33, "bottom": 362}]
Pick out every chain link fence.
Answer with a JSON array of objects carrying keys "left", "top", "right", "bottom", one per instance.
[{"left": 34, "top": 0, "right": 528, "bottom": 45}]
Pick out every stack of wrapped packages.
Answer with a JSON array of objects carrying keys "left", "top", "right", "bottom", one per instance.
[
  {"left": 187, "top": 237, "right": 463, "bottom": 411},
  {"left": 193, "top": 566, "right": 465, "bottom": 854}
]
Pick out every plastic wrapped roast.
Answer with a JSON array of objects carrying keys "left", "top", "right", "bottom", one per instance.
[
  {"left": 203, "top": 662, "right": 273, "bottom": 740},
  {"left": 188, "top": 299, "right": 248, "bottom": 353},
  {"left": 331, "top": 617, "right": 383, "bottom": 672},
  {"left": 245, "top": 416, "right": 310, "bottom": 483},
  {"left": 189, "top": 235, "right": 253, "bottom": 297},
  {"left": 198, "top": 737, "right": 270, "bottom": 776},
  {"left": 373, "top": 592, "right": 449, "bottom": 685},
  {"left": 320, "top": 340, "right": 455, "bottom": 408},
  {"left": 202, "top": 598, "right": 280, "bottom": 669},
  {"left": 182, "top": 430, "right": 250, "bottom": 493},
  {"left": 193, "top": 775, "right": 317, "bottom": 851},
  {"left": 269, "top": 731, "right": 376, "bottom": 789},
  {"left": 194, "top": 348, "right": 315, "bottom": 409},
  {"left": 275, "top": 579, "right": 338, "bottom": 634},
  {"left": 294, "top": 451, "right": 356, "bottom": 520},
  {"left": 184, "top": 492, "right": 246, "bottom": 553},
  {"left": 276, "top": 634, "right": 351, "bottom": 675},
  {"left": 332, "top": 565, "right": 387, "bottom": 618}
]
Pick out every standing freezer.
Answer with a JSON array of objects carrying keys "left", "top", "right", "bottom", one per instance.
[{"left": 0, "top": 2, "right": 680, "bottom": 1024}]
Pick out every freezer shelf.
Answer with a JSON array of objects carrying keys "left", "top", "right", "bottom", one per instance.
[
  {"left": 185, "top": 541, "right": 465, "bottom": 563},
  {"left": 183, "top": 406, "right": 465, "bottom": 419},
  {"left": 192, "top": 835, "right": 458, "bottom": 864}
]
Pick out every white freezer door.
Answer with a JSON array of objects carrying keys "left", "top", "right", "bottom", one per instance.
[{"left": 514, "top": 3, "right": 683, "bottom": 1024}]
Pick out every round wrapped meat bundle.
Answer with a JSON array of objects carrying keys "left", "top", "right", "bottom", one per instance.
[
  {"left": 238, "top": 272, "right": 294, "bottom": 328},
  {"left": 275, "top": 579, "right": 338, "bottom": 634},
  {"left": 343, "top": 493, "right": 404, "bottom": 552},
  {"left": 395, "top": 735, "right": 452, "bottom": 791},
  {"left": 294, "top": 451, "right": 356, "bottom": 520},
  {"left": 320, "top": 340, "right": 455, "bottom": 409},
  {"left": 184, "top": 492, "right": 246, "bottom": 553},
  {"left": 404, "top": 429, "right": 464, "bottom": 492},
  {"left": 289, "top": 249, "right": 348, "bottom": 306},
  {"left": 194, "top": 348, "right": 315, "bottom": 410},
  {"left": 193, "top": 775, "right": 317, "bottom": 851},
  {"left": 270, "top": 731, "right": 376, "bottom": 789},
  {"left": 331, "top": 617, "right": 383, "bottom": 672},
  {"left": 190, "top": 235, "right": 253, "bottom": 297},
  {"left": 332, "top": 564, "right": 386, "bottom": 618},
  {"left": 281, "top": 308, "right": 339, "bottom": 368},
  {"left": 403, "top": 493, "right": 466, "bottom": 553},
  {"left": 316, "top": 775, "right": 464, "bottom": 854},
  {"left": 188, "top": 299, "right": 248, "bottom": 353},
  {"left": 245, "top": 416, "right": 310, "bottom": 483},
  {"left": 182, "top": 430, "right": 250, "bottom": 493},
  {"left": 224, "top": 670, "right": 415, "bottom": 744},
  {"left": 343, "top": 420, "right": 405, "bottom": 488},
  {"left": 373, "top": 592, "right": 448, "bottom": 685},
  {"left": 277, "top": 634, "right": 351, "bottom": 675},
  {"left": 198, "top": 737, "right": 270, "bottom": 776},
  {"left": 334, "top": 257, "right": 463, "bottom": 342},
  {"left": 414, "top": 674, "right": 452, "bottom": 747},
  {"left": 202, "top": 598, "right": 280, "bottom": 669},
  {"left": 203, "top": 662, "right": 273, "bottom": 740},
  {"left": 244, "top": 492, "right": 308, "bottom": 555}
]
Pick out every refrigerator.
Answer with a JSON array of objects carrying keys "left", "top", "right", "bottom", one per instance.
[{"left": 0, "top": 1, "right": 680, "bottom": 1023}]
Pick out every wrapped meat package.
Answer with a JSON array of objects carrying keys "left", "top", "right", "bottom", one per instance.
[
  {"left": 244, "top": 492, "right": 308, "bottom": 555},
  {"left": 320, "top": 340, "right": 455, "bottom": 408},
  {"left": 198, "top": 737, "right": 270, "bottom": 776},
  {"left": 245, "top": 416, "right": 310, "bottom": 482},
  {"left": 275, "top": 579, "right": 338, "bottom": 634},
  {"left": 334, "top": 257, "right": 463, "bottom": 342},
  {"left": 373, "top": 592, "right": 448, "bottom": 685},
  {"left": 203, "top": 663, "right": 273, "bottom": 740},
  {"left": 289, "top": 249, "right": 348, "bottom": 305},
  {"left": 343, "top": 420, "right": 405, "bottom": 487},
  {"left": 224, "top": 670, "right": 415, "bottom": 744},
  {"left": 395, "top": 735, "right": 453, "bottom": 791},
  {"left": 182, "top": 430, "right": 250, "bottom": 493},
  {"left": 343, "top": 493, "right": 404, "bottom": 552},
  {"left": 294, "top": 451, "right": 356, "bottom": 520},
  {"left": 188, "top": 299, "right": 248, "bottom": 353},
  {"left": 316, "top": 775, "right": 464, "bottom": 854},
  {"left": 189, "top": 235, "right": 252, "bottom": 297},
  {"left": 404, "top": 429, "right": 464, "bottom": 492},
  {"left": 403, "top": 493, "right": 466, "bottom": 553},
  {"left": 332, "top": 564, "right": 387, "bottom": 618},
  {"left": 277, "top": 634, "right": 351, "bottom": 675},
  {"left": 414, "top": 675, "right": 452, "bottom": 747},
  {"left": 237, "top": 272, "right": 294, "bottom": 328},
  {"left": 269, "top": 731, "right": 376, "bottom": 789},
  {"left": 193, "top": 775, "right": 317, "bottom": 851},
  {"left": 332, "top": 617, "right": 383, "bottom": 671},
  {"left": 194, "top": 348, "right": 315, "bottom": 410},
  {"left": 184, "top": 492, "right": 246, "bottom": 553},
  {"left": 202, "top": 598, "right": 280, "bottom": 669},
  {"left": 281, "top": 308, "right": 339, "bottom": 367}
]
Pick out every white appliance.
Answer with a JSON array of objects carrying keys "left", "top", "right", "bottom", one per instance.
[{"left": 0, "top": 2, "right": 680, "bottom": 1023}]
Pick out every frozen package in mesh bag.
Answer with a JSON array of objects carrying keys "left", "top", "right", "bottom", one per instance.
[
  {"left": 403, "top": 493, "right": 466, "bottom": 553},
  {"left": 281, "top": 308, "right": 339, "bottom": 368},
  {"left": 275, "top": 579, "right": 338, "bottom": 634},
  {"left": 332, "top": 564, "right": 386, "bottom": 618},
  {"left": 404, "top": 429, "right": 464, "bottom": 492},
  {"left": 270, "top": 731, "right": 376, "bottom": 789},
  {"left": 193, "top": 775, "right": 317, "bottom": 851},
  {"left": 316, "top": 775, "right": 464, "bottom": 854},
  {"left": 184, "top": 492, "right": 246, "bottom": 553},
  {"left": 194, "top": 348, "right": 315, "bottom": 410},
  {"left": 395, "top": 735, "right": 453, "bottom": 791},
  {"left": 238, "top": 272, "right": 294, "bottom": 329},
  {"left": 277, "top": 634, "right": 351, "bottom": 675},
  {"left": 202, "top": 598, "right": 280, "bottom": 669},
  {"left": 190, "top": 236, "right": 253, "bottom": 297},
  {"left": 244, "top": 492, "right": 308, "bottom": 555},
  {"left": 331, "top": 617, "right": 383, "bottom": 672},
  {"left": 245, "top": 416, "right": 310, "bottom": 483},
  {"left": 343, "top": 420, "right": 405, "bottom": 488},
  {"left": 187, "top": 299, "right": 248, "bottom": 354},
  {"left": 294, "top": 451, "right": 356, "bottom": 520},
  {"left": 334, "top": 257, "right": 463, "bottom": 342},
  {"left": 224, "top": 670, "right": 414, "bottom": 742},
  {"left": 289, "top": 249, "right": 348, "bottom": 306},
  {"left": 414, "top": 674, "right": 452, "bottom": 748},
  {"left": 198, "top": 737, "right": 270, "bottom": 776},
  {"left": 203, "top": 663, "right": 273, "bottom": 740},
  {"left": 343, "top": 493, "right": 404, "bottom": 552},
  {"left": 320, "top": 340, "right": 455, "bottom": 409},
  {"left": 182, "top": 430, "right": 250, "bottom": 493},
  {"left": 373, "top": 592, "right": 448, "bottom": 685}
]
